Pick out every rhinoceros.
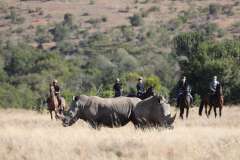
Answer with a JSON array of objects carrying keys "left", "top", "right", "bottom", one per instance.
[
  {"left": 62, "top": 95, "right": 141, "bottom": 128},
  {"left": 131, "top": 95, "right": 176, "bottom": 128}
]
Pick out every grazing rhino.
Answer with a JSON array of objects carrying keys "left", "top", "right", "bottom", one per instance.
[
  {"left": 131, "top": 95, "right": 176, "bottom": 128},
  {"left": 62, "top": 95, "right": 141, "bottom": 128}
]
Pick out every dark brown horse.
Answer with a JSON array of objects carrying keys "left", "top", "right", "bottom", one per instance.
[
  {"left": 199, "top": 84, "right": 224, "bottom": 118},
  {"left": 178, "top": 86, "right": 191, "bottom": 119},
  {"left": 47, "top": 84, "right": 66, "bottom": 119}
]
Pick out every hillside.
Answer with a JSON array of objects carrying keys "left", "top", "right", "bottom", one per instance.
[
  {"left": 0, "top": 0, "right": 240, "bottom": 108},
  {"left": 1, "top": 0, "right": 240, "bottom": 45}
]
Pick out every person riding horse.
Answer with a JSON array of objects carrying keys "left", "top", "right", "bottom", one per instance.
[
  {"left": 209, "top": 76, "right": 221, "bottom": 103},
  {"left": 136, "top": 77, "right": 145, "bottom": 98},
  {"left": 52, "top": 79, "right": 62, "bottom": 109},
  {"left": 209, "top": 76, "right": 220, "bottom": 95},
  {"left": 113, "top": 78, "right": 123, "bottom": 97},
  {"left": 176, "top": 76, "right": 193, "bottom": 107},
  {"left": 199, "top": 76, "right": 223, "bottom": 117}
]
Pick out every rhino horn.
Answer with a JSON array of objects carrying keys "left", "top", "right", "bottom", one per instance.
[{"left": 166, "top": 112, "right": 176, "bottom": 126}]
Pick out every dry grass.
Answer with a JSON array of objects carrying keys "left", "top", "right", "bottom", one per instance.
[{"left": 0, "top": 106, "right": 240, "bottom": 160}]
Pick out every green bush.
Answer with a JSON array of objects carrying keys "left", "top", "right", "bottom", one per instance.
[
  {"left": 101, "top": 16, "right": 107, "bottom": 22},
  {"left": 6, "top": 9, "right": 25, "bottom": 24},
  {"left": 129, "top": 14, "right": 143, "bottom": 27},
  {"left": 35, "top": 25, "right": 52, "bottom": 48},
  {"left": 208, "top": 3, "right": 222, "bottom": 16},
  {"left": 52, "top": 24, "right": 70, "bottom": 41},
  {"left": 63, "top": 13, "right": 74, "bottom": 27}
]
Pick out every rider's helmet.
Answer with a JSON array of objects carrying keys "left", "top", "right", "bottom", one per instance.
[
  {"left": 138, "top": 77, "right": 143, "bottom": 81},
  {"left": 116, "top": 78, "right": 120, "bottom": 83},
  {"left": 52, "top": 79, "right": 58, "bottom": 84},
  {"left": 213, "top": 76, "right": 217, "bottom": 81}
]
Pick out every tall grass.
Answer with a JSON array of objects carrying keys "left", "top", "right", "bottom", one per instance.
[{"left": 0, "top": 107, "right": 240, "bottom": 160}]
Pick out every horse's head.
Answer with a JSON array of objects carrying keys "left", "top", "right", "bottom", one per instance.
[
  {"left": 216, "top": 83, "right": 223, "bottom": 96},
  {"left": 146, "top": 86, "right": 155, "bottom": 96},
  {"left": 49, "top": 84, "right": 55, "bottom": 95}
]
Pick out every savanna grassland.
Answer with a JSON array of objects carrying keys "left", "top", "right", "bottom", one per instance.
[{"left": 0, "top": 106, "right": 240, "bottom": 160}]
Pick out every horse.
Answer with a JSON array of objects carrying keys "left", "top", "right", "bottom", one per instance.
[
  {"left": 47, "top": 84, "right": 66, "bottom": 120},
  {"left": 199, "top": 84, "right": 224, "bottom": 118},
  {"left": 177, "top": 85, "right": 192, "bottom": 119},
  {"left": 127, "top": 86, "right": 155, "bottom": 100}
]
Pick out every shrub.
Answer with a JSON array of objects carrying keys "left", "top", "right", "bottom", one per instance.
[
  {"left": 129, "top": 14, "right": 143, "bottom": 27},
  {"left": 89, "top": 0, "right": 95, "bottom": 5},
  {"left": 63, "top": 13, "right": 74, "bottom": 27},
  {"left": 208, "top": 3, "right": 222, "bottom": 16},
  {"left": 52, "top": 24, "right": 70, "bottom": 41},
  {"left": 6, "top": 9, "right": 25, "bottom": 24},
  {"left": 222, "top": 5, "right": 234, "bottom": 16},
  {"left": 86, "top": 18, "right": 101, "bottom": 27},
  {"left": 35, "top": 25, "right": 52, "bottom": 48},
  {"left": 194, "top": 94, "right": 201, "bottom": 106},
  {"left": 101, "top": 16, "right": 107, "bottom": 22},
  {"left": 82, "top": 12, "right": 89, "bottom": 16},
  {"left": 118, "top": 7, "right": 130, "bottom": 13},
  {"left": 167, "top": 18, "right": 182, "bottom": 31},
  {"left": 14, "top": 27, "right": 24, "bottom": 34},
  {"left": 9, "top": 9, "right": 17, "bottom": 23}
]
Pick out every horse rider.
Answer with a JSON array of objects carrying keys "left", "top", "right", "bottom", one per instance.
[
  {"left": 136, "top": 77, "right": 145, "bottom": 98},
  {"left": 52, "top": 79, "right": 61, "bottom": 108},
  {"left": 113, "top": 78, "right": 123, "bottom": 97},
  {"left": 209, "top": 76, "right": 220, "bottom": 95},
  {"left": 176, "top": 76, "right": 193, "bottom": 107}
]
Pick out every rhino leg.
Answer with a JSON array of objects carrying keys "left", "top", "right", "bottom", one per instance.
[{"left": 88, "top": 120, "right": 101, "bottom": 129}]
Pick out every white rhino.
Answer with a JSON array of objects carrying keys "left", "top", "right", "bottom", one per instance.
[
  {"left": 131, "top": 96, "right": 176, "bottom": 128},
  {"left": 62, "top": 95, "right": 141, "bottom": 128}
]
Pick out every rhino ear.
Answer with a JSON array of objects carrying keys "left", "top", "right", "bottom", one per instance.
[{"left": 158, "top": 95, "right": 166, "bottom": 104}]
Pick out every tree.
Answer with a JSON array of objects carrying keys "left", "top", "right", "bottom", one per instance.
[
  {"left": 173, "top": 32, "right": 240, "bottom": 103},
  {"left": 63, "top": 13, "right": 74, "bottom": 27},
  {"left": 35, "top": 25, "right": 52, "bottom": 48}
]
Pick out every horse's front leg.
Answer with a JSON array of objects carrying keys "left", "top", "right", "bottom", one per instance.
[
  {"left": 219, "top": 106, "right": 222, "bottom": 117},
  {"left": 54, "top": 110, "right": 59, "bottom": 120},
  {"left": 208, "top": 105, "right": 212, "bottom": 118},
  {"left": 50, "top": 110, "right": 53, "bottom": 120},
  {"left": 180, "top": 107, "right": 184, "bottom": 119},
  {"left": 214, "top": 106, "right": 217, "bottom": 118},
  {"left": 205, "top": 104, "right": 208, "bottom": 118},
  {"left": 186, "top": 107, "right": 189, "bottom": 119}
]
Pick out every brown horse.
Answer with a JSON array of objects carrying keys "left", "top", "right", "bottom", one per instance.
[
  {"left": 199, "top": 84, "right": 224, "bottom": 118},
  {"left": 178, "top": 86, "right": 192, "bottom": 119},
  {"left": 47, "top": 84, "right": 66, "bottom": 120}
]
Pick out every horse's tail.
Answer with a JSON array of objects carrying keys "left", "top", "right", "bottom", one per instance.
[{"left": 199, "top": 100, "right": 204, "bottom": 116}]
